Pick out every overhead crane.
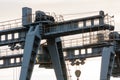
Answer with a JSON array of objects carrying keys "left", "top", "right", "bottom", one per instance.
[{"left": 0, "top": 7, "right": 119, "bottom": 80}]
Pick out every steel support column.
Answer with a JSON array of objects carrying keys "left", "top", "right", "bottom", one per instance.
[
  {"left": 47, "top": 38, "right": 65, "bottom": 80},
  {"left": 100, "top": 46, "right": 115, "bottom": 80},
  {"left": 19, "top": 25, "right": 41, "bottom": 80},
  {"left": 56, "top": 38, "right": 68, "bottom": 80}
]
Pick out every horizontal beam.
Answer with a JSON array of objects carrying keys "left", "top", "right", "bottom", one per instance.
[
  {"left": 0, "top": 14, "right": 114, "bottom": 46},
  {"left": 0, "top": 53, "right": 101, "bottom": 69},
  {"left": 0, "top": 42, "right": 110, "bottom": 69},
  {"left": 43, "top": 24, "right": 114, "bottom": 38},
  {"left": 0, "top": 24, "right": 114, "bottom": 46}
]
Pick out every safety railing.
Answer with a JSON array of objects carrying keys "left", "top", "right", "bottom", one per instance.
[
  {"left": 0, "top": 12, "right": 64, "bottom": 31},
  {"left": 43, "top": 14, "right": 113, "bottom": 34},
  {"left": 104, "top": 14, "right": 115, "bottom": 26},
  {"left": 0, "top": 48, "right": 23, "bottom": 57},
  {"left": 0, "top": 18, "right": 22, "bottom": 31},
  {"left": 62, "top": 30, "right": 111, "bottom": 48},
  {"left": 50, "top": 12, "right": 64, "bottom": 22}
]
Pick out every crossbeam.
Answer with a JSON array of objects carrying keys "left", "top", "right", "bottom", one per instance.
[
  {"left": 0, "top": 11, "right": 114, "bottom": 47},
  {"left": 0, "top": 41, "right": 111, "bottom": 69}
]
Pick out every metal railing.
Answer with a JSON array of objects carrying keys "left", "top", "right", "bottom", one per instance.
[
  {"left": 0, "top": 12, "right": 64, "bottom": 31},
  {"left": 0, "top": 11, "right": 114, "bottom": 34},
  {"left": 0, "top": 18, "right": 22, "bottom": 30},
  {"left": 43, "top": 14, "right": 114, "bottom": 34},
  {"left": 62, "top": 30, "right": 111, "bottom": 48},
  {"left": 0, "top": 48, "right": 23, "bottom": 57},
  {"left": 104, "top": 14, "right": 115, "bottom": 26}
]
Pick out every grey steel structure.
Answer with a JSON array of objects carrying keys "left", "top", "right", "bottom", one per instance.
[{"left": 0, "top": 7, "right": 119, "bottom": 80}]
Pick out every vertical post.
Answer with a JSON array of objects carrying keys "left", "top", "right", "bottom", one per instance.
[
  {"left": 19, "top": 25, "right": 41, "bottom": 80},
  {"left": 99, "top": 11, "right": 104, "bottom": 25},
  {"left": 100, "top": 46, "right": 115, "bottom": 80},
  {"left": 56, "top": 38, "right": 68, "bottom": 80},
  {"left": 22, "top": 7, "right": 32, "bottom": 26},
  {"left": 47, "top": 38, "right": 65, "bottom": 80}
]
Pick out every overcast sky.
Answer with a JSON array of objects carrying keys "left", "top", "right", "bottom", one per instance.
[{"left": 0, "top": 0, "right": 119, "bottom": 80}]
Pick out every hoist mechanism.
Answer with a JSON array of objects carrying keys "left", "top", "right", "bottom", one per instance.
[
  {"left": 34, "top": 11, "right": 55, "bottom": 22},
  {"left": 0, "top": 6, "right": 119, "bottom": 80}
]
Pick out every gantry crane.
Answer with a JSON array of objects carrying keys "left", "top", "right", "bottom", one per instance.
[{"left": 0, "top": 7, "right": 119, "bottom": 80}]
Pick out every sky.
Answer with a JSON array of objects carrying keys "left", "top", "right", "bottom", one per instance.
[{"left": 0, "top": 0, "right": 120, "bottom": 80}]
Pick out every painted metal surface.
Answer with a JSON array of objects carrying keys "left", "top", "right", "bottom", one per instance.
[{"left": 0, "top": 7, "right": 117, "bottom": 80}]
